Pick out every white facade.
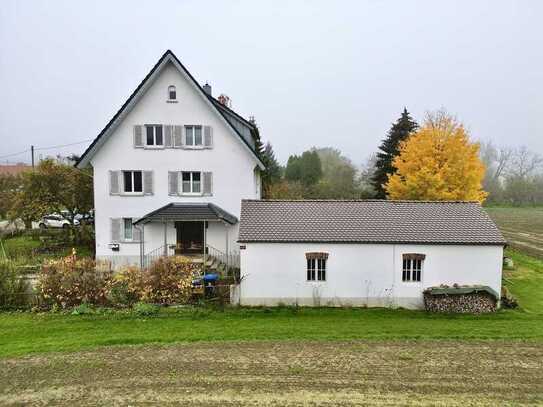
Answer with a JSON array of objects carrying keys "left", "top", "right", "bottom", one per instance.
[
  {"left": 239, "top": 243, "right": 503, "bottom": 309},
  {"left": 81, "top": 54, "right": 262, "bottom": 267}
]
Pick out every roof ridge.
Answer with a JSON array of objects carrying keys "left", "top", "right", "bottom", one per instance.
[{"left": 241, "top": 199, "right": 481, "bottom": 204}]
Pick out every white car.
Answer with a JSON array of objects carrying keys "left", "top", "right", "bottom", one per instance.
[{"left": 38, "top": 214, "right": 80, "bottom": 229}]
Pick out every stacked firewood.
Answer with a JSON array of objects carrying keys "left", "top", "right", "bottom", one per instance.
[{"left": 423, "top": 290, "right": 497, "bottom": 313}]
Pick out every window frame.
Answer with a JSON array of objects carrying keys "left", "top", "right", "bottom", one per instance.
[
  {"left": 307, "top": 257, "right": 327, "bottom": 282},
  {"left": 123, "top": 218, "right": 133, "bottom": 241},
  {"left": 184, "top": 125, "right": 204, "bottom": 148},
  {"left": 122, "top": 170, "right": 143, "bottom": 194},
  {"left": 180, "top": 171, "right": 203, "bottom": 195},
  {"left": 402, "top": 257, "right": 423, "bottom": 283},
  {"left": 144, "top": 124, "right": 164, "bottom": 148},
  {"left": 168, "top": 85, "right": 176, "bottom": 101}
]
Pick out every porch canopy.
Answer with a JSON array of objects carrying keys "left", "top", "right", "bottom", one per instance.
[{"left": 134, "top": 202, "right": 238, "bottom": 225}]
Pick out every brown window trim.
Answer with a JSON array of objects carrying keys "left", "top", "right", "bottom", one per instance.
[
  {"left": 402, "top": 253, "right": 426, "bottom": 261},
  {"left": 305, "top": 252, "right": 329, "bottom": 260}
]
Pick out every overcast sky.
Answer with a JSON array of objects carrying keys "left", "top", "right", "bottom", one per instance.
[{"left": 1, "top": 0, "right": 542, "bottom": 166}]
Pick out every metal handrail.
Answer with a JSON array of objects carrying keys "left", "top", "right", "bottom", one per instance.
[
  {"left": 143, "top": 244, "right": 175, "bottom": 269},
  {"left": 143, "top": 243, "right": 240, "bottom": 274}
]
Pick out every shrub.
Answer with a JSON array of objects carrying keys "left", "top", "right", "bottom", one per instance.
[
  {"left": 38, "top": 254, "right": 112, "bottom": 308},
  {"left": 0, "top": 260, "right": 31, "bottom": 309},
  {"left": 133, "top": 302, "right": 160, "bottom": 317},
  {"left": 71, "top": 302, "right": 94, "bottom": 315},
  {"left": 108, "top": 266, "right": 142, "bottom": 306},
  {"left": 111, "top": 257, "right": 200, "bottom": 306},
  {"left": 142, "top": 256, "right": 200, "bottom": 304}
]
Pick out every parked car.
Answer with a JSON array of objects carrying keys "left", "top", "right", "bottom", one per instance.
[
  {"left": 38, "top": 214, "right": 80, "bottom": 229},
  {"left": 74, "top": 211, "right": 94, "bottom": 226}
]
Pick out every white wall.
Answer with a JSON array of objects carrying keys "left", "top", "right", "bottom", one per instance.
[
  {"left": 239, "top": 243, "right": 503, "bottom": 309},
  {"left": 91, "top": 62, "right": 260, "bottom": 265}
]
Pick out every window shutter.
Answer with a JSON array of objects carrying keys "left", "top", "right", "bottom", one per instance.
[
  {"left": 134, "top": 125, "right": 143, "bottom": 148},
  {"left": 204, "top": 126, "right": 213, "bottom": 148},
  {"left": 164, "top": 125, "right": 173, "bottom": 147},
  {"left": 168, "top": 171, "right": 179, "bottom": 195},
  {"left": 203, "top": 172, "right": 213, "bottom": 196},
  {"left": 132, "top": 222, "right": 142, "bottom": 242},
  {"left": 173, "top": 125, "right": 183, "bottom": 147},
  {"left": 143, "top": 171, "right": 153, "bottom": 195},
  {"left": 111, "top": 218, "right": 121, "bottom": 242},
  {"left": 109, "top": 171, "right": 120, "bottom": 195}
]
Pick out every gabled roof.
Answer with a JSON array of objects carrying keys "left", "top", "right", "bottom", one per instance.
[
  {"left": 76, "top": 50, "right": 264, "bottom": 169},
  {"left": 238, "top": 200, "right": 507, "bottom": 245},
  {"left": 134, "top": 202, "right": 238, "bottom": 225}
]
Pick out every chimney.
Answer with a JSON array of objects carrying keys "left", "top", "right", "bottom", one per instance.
[{"left": 203, "top": 82, "right": 212, "bottom": 96}]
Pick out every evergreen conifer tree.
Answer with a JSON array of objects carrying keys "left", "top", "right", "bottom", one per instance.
[{"left": 372, "top": 108, "right": 418, "bottom": 198}]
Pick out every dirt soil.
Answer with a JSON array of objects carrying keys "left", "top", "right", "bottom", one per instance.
[{"left": 1, "top": 340, "right": 542, "bottom": 406}]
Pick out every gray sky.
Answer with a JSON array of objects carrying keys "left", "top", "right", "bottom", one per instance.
[{"left": 1, "top": 0, "right": 542, "bottom": 166}]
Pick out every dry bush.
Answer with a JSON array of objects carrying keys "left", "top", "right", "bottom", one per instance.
[
  {"left": 141, "top": 256, "right": 199, "bottom": 304},
  {"left": 113, "top": 256, "right": 200, "bottom": 305},
  {"left": 38, "top": 254, "right": 112, "bottom": 308}
]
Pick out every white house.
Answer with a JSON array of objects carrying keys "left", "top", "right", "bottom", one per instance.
[
  {"left": 237, "top": 200, "right": 506, "bottom": 309},
  {"left": 76, "top": 50, "right": 264, "bottom": 268}
]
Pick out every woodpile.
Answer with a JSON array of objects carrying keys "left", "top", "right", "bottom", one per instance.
[{"left": 423, "top": 285, "right": 498, "bottom": 313}]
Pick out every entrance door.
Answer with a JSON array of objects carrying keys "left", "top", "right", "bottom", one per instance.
[{"left": 175, "top": 221, "right": 204, "bottom": 254}]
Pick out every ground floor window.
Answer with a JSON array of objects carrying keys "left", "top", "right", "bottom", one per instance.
[
  {"left": 306, "top": 252, "right": 328, "bottom": 281},
  {"left": 123, "top": 218, "right": 133, "bottom": 240},
  {"left": 402, "top": 254, "right": 425, "bottom": 282}
]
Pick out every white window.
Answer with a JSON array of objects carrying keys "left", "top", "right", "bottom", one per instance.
[
  {"left": 168, "top": 85, "right": 176, "bottom": 100},
  {"left": 181, "top": 171, "right": 201, "bottom": 194},
  {"left": 307, "top": 258, "right": 326, "bottom": 281},
  {"left": 184, "top": 125, "right": 203, "bottom": 146},
  {"left": 402, "top": 256, "right": 423, "bottom": 282},
  {"left": 123, "top": 218, "right": 133, "bottom": 240},
  {"left": 145, "top": 125, "right": 163, "bottom": 146},
  {"left": 123, "top": 171, "right": 143, "bottom": 193}
]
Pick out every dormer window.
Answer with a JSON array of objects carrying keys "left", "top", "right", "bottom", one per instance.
[{"left": 168, "top": 85, "right": 176, "bottom": 100}]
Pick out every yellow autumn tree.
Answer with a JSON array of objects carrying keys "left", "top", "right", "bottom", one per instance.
[{"left": 385, "top": 111, "right": 487, "bottom": 202}]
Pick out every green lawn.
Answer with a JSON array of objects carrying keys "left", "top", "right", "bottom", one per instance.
[
  {"left": 1, "top": 234, "right": 92, "bottom": 265},
  {"left": 0, "top": 248, "right": 542, "bottom": 359},
  {"left": 504, "top": 249, "right": 543, "bottom": 313}
]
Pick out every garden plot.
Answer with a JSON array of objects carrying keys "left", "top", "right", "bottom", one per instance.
[
  {"left": 0, "top": 340, "right": 541, "bottom": 406},
  {"left": 486, "top": 207, "right": 543, "bottom": 259}
]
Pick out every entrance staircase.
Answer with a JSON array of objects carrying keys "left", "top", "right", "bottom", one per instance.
[{"left": 142, "top": 244, "right": 240, "bottom": 277}]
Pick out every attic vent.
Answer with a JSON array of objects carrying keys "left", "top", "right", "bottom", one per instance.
[{"left": 203, "top": 83, "right": 212, "bottom": 96}]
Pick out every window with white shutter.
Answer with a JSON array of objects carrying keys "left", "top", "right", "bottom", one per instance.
[
  {"left": 144, "top": 125, "right": 164, "bottom": 147},
  {"left": 109, "top": 171, "right": 120, "bottom": 195},
  {"left": 204, "top": 126, "right": 213, "bottom": 148},
  {"left": 184, "top": 125, "right": 203, "bottom": 147},
  {"left": 122, "top": 171, "right": 143, "bottom": 194},
  {"left": 133, "top": 125, "right": 143, "bottom": 148},
  {"left": 143, "top": 171, "right": 153, "bottom": 195},
  {"left": 164, "top": 125, "right": 173, "bottom": 147},
  {"left": 168, "top": 171, "right": 179, "bottom": 195},
  {"left": 203, "top": 172, "right": 212, "bottom": 196},
  {"left": 173, "top": 125, "right": 183, "bottom": 147},
  {"left": 111, "top": 218, "right": 121, "bottom": 242}
]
